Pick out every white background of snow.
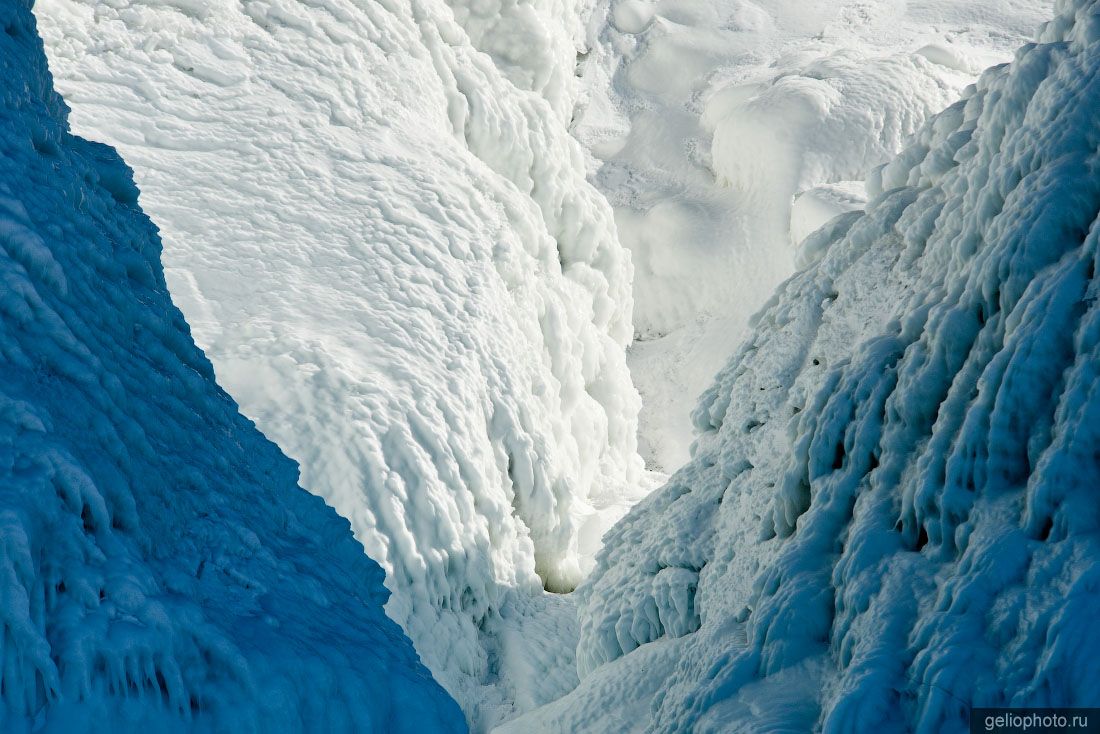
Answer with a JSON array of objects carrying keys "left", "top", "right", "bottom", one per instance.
[
  {"left": 573, "top": 0, "right": 1053, "bottom": 472},
  {"left": 0, "top": 2, "right": 462, "bottom": 729},
  {"left": 507, "top": 0, "right": 1100, "bottom": 728},
  {"left": 33, "top": 0, "right": 648, "bottom": 728}
]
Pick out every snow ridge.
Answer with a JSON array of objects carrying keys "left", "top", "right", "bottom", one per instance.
[
  {"left": 510, "top": 0, "right": 1100, "bottom": 730},
  {"left": 0, "top": 4, "right": 462, "bottom": 731}
]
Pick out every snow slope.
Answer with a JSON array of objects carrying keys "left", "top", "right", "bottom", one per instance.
[
  {"left": 573, "top": 0, "right": 1052, "bottom": 470},
  {"left": 34, "top": 0, "right": 645, "bottom": 727},
  {"left": 507, "top": 0, "right": 1100, "bottom": 729},
  {"left": 0, "top": 3, "right": 462, "bottom": 731}
]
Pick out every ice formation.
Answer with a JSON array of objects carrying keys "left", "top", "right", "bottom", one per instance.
[
  {"left": 0, "top": 3, "right": 463, "bottom": 731},
  {"left": 508, "top": 0, "right": 1100, "bottom": 729},
  {"left": 34, "top": 0, "right": 645, "bottom": 726},
  {"left": 573, "top": 0, "right": 1052, "bottom": 471}
]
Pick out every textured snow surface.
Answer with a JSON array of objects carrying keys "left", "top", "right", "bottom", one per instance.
[
  {"left": 509, "top": 0, "right": 1100, "bottom": 730},
  {"left": 0, "top": 4, "right": 463, "bottom": 731},
  {"left": 34, "top": 0, "right": 647, "bottom": 727},
  {"left": 574, "top": 0, "right": 1052, "bottom": 471}
]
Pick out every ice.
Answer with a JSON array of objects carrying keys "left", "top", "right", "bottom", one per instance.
[
  {"left": 573, "top": 0, "right": 1053, "bottom": 471},
  {"left": 33, "top": 0, "right": 646, "bottom": 727},
  {"left": 24, "top": 0, "right": 1096, "bottom": 728},
  {"left": 508, "top": 0, "right": 1100, "bottom": 729},
  {"left": 0, "top": 3, "right": 462, "bottom": 730}
]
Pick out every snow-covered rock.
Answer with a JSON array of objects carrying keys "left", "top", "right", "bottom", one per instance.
[
  {"left": 508, "top": 0, "right": 1100, "bottom": 729},
  {"left": 33, "top": 0, "right": 645, "bottom": 727},
  {"left": 0, "top": 4, "right": 462, "bottom": 731},
  {"left": 575, "top": 0, "right": 1052, "bottom": 472}
]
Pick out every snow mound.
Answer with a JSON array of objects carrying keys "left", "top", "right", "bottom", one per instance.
[
  {"left": 509, "top": 0, "right": 1100, "bottom": 729},
  {"left": 34, "top": 0, "right": 645, "bottom": 726},
  {"left": 708, "top": 51, "right": 956, "bottom": 257},
  {"left": 0, "top": 4, "right": 462, "bottom": 731}
]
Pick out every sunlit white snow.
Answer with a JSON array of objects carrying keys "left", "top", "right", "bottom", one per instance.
[{"left": 574, "top": 0, "right": 1053, "bottom": 471}]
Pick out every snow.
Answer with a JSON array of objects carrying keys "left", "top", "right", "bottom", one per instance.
[
  {"left": 0, "top": 3, "right": 462, "bottom": 730},
  {"left": 573, "top": 0, "right": 1053, "bottom": 471},
  {"left": 24, "top": 0, "right": 1093, "bottom": 727},
  {"left": 33, "top": 0, "right": 646, "bottom": 728},
  {"left": 507, "top": 0, "right": 1100, "bottom": 729},
  {"left": 790, "top": 181, "right": 866, "bottom": 261}
]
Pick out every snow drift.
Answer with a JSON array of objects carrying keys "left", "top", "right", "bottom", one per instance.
[
  {"left": 0, "top": 3, "right": 462, "bottom": 731},
  {"left": 509, "top": 0, "right": 1100, "bottom": 729},
  {"left": 34, "top": 0, "right": 644, "bottom": 726}
]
